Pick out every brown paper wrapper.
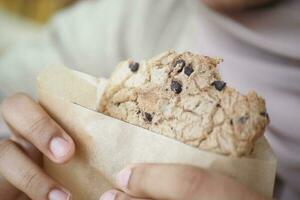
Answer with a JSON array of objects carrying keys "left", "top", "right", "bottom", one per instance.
[{"left": 37, "top": 65, "right": 277, "bottom": 200}]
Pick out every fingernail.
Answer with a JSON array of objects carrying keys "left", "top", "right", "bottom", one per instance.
[
  {"left": 49, "top": 137, "right": 71, "bottom": 159},
  {"left": 48, "top": 189, "right": 71, "bottom": 200},
  {"left": 99, "top": 190, "right": 116, "bottom": 200},
  {"left": 116, "top": 168, "right": 132, "bottom": 188}
]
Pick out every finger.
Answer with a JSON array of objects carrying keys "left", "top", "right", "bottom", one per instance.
[
  {"left": 1, "top": 93, "right": 75, "bottom": 163},
  {"left": 115, "top": 164, "right": 269, "bottom": 200},
  {"left": 17, "top": 194, "right": 31, "bottom": 200},
  {"left": 0, "top": 139, "right": 71, "bottom": 200},
  {"left": 0, "top": 136, "right": 41, "bottom": 200},
  {"left": 10, "top": 135, "right": 42, "bottom": 164},
  {"left": 0, "top": 175, "right": 21, "bottom": 200},
  {"left": 100, "top": 189, "right": 151, "bottom": 200},
  {"left": 0, "top": 137, "right": 23, "bottom": 200}
]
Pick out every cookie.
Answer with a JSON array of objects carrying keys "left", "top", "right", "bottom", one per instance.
[{"left": 100, "top": 51, "right": 269, "bottom": 156}]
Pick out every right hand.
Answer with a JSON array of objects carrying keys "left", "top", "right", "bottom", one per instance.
[{"left": 0, "top": 93, "right": 75, "bottom": 200}]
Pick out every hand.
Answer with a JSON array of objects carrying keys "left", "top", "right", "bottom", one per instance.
[
  {"left": 202, "top": 0, "right": 276, "bottom": 12},
  {"left": 0, "top": 93, "right": 75, "bottom": 200},
  {"left": 100, "top": 164, "right": 270, "bottom": 200}
]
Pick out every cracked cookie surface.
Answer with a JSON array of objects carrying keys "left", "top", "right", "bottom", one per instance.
[{"left": 100, "top": 51, "right": 269, "bottom": 156}]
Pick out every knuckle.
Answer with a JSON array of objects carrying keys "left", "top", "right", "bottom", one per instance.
[
  {"left": 26, "top": 116, "right": 55, "bottom": 139},
  {"left": 19, "top": 168, "right": 40, "bottom": 192},
  {"left": 27, "top": 115, "right": 50, "bottom": 133},
  {"left": 180, "top": 168, "right": 207, "bottom": 199}
]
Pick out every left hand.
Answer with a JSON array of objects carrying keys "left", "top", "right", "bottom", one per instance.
[{"left": 100, "top": 164, "right": 270, "bottom": 200}]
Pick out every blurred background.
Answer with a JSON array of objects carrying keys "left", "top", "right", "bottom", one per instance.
[
  {"left": 0, "top": 0, "right": 77, "bottom": 53},
  {"left": 0, "top": 0, "right": 299, "bottom": 199}
]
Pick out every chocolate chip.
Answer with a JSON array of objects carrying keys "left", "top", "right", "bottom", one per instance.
[
  {"left": 230, "top": 119, "right": 233, "bottom": 125},
  {"left": 171, "top": 80, "right": 182, "bottom": 94},
  {"left": 211, "top": 81, "right": 226, "bottom": 91},
  {"left": 184, "top": 65, "right": 194, "bottom": 76},
  {"left": 129, "top": 62, "right": 139, "bottom": 72},
  {"left": 216, "top": 103, "right": 221, "bottom": 108},
  {"left": 178, "top": 68, "right": 184, "bottom": 73},
  {"left": 260, "top": 112, "right": 269, "bottom": 119},
  {"left": 173, "top": 59, "right": 185, "bottom": 72},
  {"left": 136, "top": 110, "right": 141, "bottom": 114},
  {"left": 238, "top": 116, "right": 249, "bottom": 124},
  {"left": 145, "top": 112, "right": 153, "bottom": 122}
]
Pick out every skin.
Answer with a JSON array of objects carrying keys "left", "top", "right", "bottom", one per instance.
[
  {"left": 0, "top": 94, "right": 74, "bottom": 200},
  {"left": 0, "top": 1, "right": 276, "bottom": 199},
  {"left": 100, "top": 164, "right": 270, "bottom": 200}
]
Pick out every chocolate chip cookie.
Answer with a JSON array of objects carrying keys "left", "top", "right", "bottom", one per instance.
[{"left": 100, "top": 51, "right": 269, "bottom": 156}]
